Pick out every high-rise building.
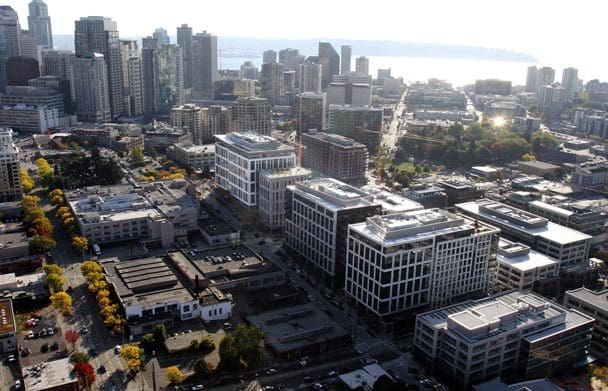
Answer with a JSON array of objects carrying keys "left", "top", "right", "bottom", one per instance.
[
  {"left": 562, "top": 67, "right": 579, "bottom": 100},
  {"left": 278, "top": 48, "right": 300, "bottom": 71},
  {"left": 232, "top": 97, "right": 272, "bottom": 135},
  {"left": 355, "top": 56, "right": 369, "bottom": 75},
  {"left": 327, "top": 105, "right": 383, "bottom": 151},
  {"left": 6, "top": 56, "right": 39, "bottom": 86},
  {"left": 171, "top": 103, "right": 204, "bottom": 144},
  {"left": 327, "top": 82, "right": 372, "bottom": 106},
  {"left": 318, "top": 42, "right": 339, "bottom": 90},
  {"left": 535, "top": 66, "right": 555, "bottom": 91},
  {"left": 120, "top": 40, "right": 143, "bottom": 116},
  {"left": 262, "top": 50, "right": 277, "bottom": 64},
  {"left": 28, "top": 75, "right": 73, "bottom": 113},
  {"left": 72, "top": 53, "right": 111, "bottom": 123},
  {"left": 27, "top": 0, "right": 52, "bottom": 49},
  {"left": 19, "top": 30, "right": 39, "bottom": 61},
  {"left": 141, "top": 43, "right": 183, "bottom": 115},
  {"left": 153, "top": 28, "right": 169, "bottom": 45},
  {"left": 301, "top": 131, "right": 367, "bottom": 185},
  {"left": 474, "top": 79, "right": 512, "bottom": 95},
  {"left": 415, "top": 291, "right": 594, "bottom": 388},
  {"left": 377, "top": 68, "right": 391, "bottom": 80},
  {"left": 142, "top": 36, "right": 157, "bottom": 50},
  {"left": 299, "top": 62, "right": 322, "bottom": 93},
  {"left": 297, "top": 92, "right": 325, "bottom": 133},
  {"left": 0, "top": 128, "right": 22, "bottom": 201},
  {"left": 285, "top": 178, "right": 382, "bottom": 287},
  {"left": 141, "top": 46, "right": 155, "bottom": 115},
  {"left": 538, "top": 85, "right": 566, "bottom": 119},
  {"left": 0, "top": 7, "right": 21, "bottom": 58},
  {"left": 1, "top": 85, "right": 64, "bottom": 116},
  {"left": 340, "top": 45, "right": 351, "bottom": 74},
  {"left": 259, "top": 62, "right": 284, "bottom": 105},
  {"left": 239, "top": 61, "right": 258, "bottom": 80},
  {"left": 40, "top": 49, "right": 76, "bottom": 98},
  {"left": 525, "top": 65, "right": 538, "bottom": 93},
  {"left": 259, "top": 167, "right": 312, "bottom": 229},
  {"left": 176, "top": 24, "right": 193, "bottom": 89},
  {"left": 206, "top": 105, "right": 231, "bottom": 140},
  {"left": 192, "top": 31, "right": 217, "bottom": 99},
  {"left": 74, "top": 16, "right": 124, "bottom": 120},
  {"left": 346, "top": 209, "right": 500, "bottom": 331},
  {"left": 214, "top": 132, "right": 296, "bottom": 207}
]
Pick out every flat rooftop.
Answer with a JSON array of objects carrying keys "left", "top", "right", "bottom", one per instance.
[
  {"left": 518, "top": 160, "right": 560, "bottom": 170},
  {"left": 199, "top": 216, "right": 239, "bottom": 236},
  {"left": 246, "top": 303, "right": 349, "bottom": 354},
  {"left": 260, "top": 166, "right": 311, "bottom": 179},
  {"left": 303, "top": 131, "right": 367, "bottom": 149},
  {"left": 360, "top": 186, "right": 424, "bottom": 214},
  {"left": 529, "top": 200, "right": 574, "bottom": 219},
  {"left": 566, "top": 287, "right": 608, "bottom": 311},
  {"left": 497, "top": 239, "right": 559, "bottom": 272},
  {"left": 456, "top": 200, "right": 591, "bottom": 245},
  {"left": 0, "top": 299, "right": 14, "bottom": 335},
  {"left": 215, "top": 132, "right": 294, "bottom": 153},
  {"left": 175, "top": 143, "right": 215, "bottom": 153},
  {"left": 22, "top": 357, "right": 77, "bottom": 391},
  {"left": 290, "top": 178, "right": 377, "bottom": 211}
]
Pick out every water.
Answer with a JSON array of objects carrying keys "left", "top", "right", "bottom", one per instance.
[{"left": 220, "top": 55, "right": 534, "bottom": 87}]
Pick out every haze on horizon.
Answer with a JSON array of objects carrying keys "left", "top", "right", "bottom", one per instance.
[{"left": 7, "top": 0, "right": 608, "bottom": 80}]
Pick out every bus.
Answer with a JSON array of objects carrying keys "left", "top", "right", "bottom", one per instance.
[{"left": 92, "top": 244, "right": 101, "bottom": 256}]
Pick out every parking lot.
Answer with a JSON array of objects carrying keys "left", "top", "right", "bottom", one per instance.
[
  {"left": 0, "top": 356, "right": 20, "bottom": 391},
  {"left": 18, "top": 312, "right": 68, "bottom": 367}
]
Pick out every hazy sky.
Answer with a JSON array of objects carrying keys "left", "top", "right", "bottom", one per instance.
[{"left": 8, "top": 0, "right": 607, "bottom": 80}]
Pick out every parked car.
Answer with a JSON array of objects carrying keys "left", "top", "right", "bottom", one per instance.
[
  {"left": 40, "top": 343, "right": 49, "bottom": 353},
  {"left": 7, "top": 354, "right": 16, "bottom": 363},
  {"left": 114, "top": 345, "right": 121, "bottom": 354},
  {"left": 46, "top": 327, "right": 54, "bottom": 336},
  {"left": 223, "top": 322, "right": 233, "bottom": 331},
  {"left": 50, "top": 342, "right": 59, "bottom": 351},
  {"left": 265, "top": 368, "right": 277, "bottom": 375},
  {"left": 39, "top": 329, "right": 47, "bottom": 338},
  {"left": 191, "top": 385, "right": 204, "bottom": 390}
]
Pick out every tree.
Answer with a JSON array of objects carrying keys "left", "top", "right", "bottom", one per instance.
[
  {"left": 152, "top": 324, "right": 167, "bottom": 345},
  {"left": 120, "top": 345, "right": 142, "bottom": 371},
  {"left": 65, "top": 329, "right": 80, "bottom": 351},
  {"left": 73, "top": 362, "right": 95, "bottom": 389},
  {"left": 35, "top": 158, "right": 54, "bottom": 185},
  {"left": 56, "top": 206, "right": 70, "bottom": 218},
  {"left": 68, "top": 142, "right": 81, "bottom": 152},
  {"left": 28, "top": 217, "right": 53, "bottom": 237},
  {"left": 141, "top": 333, "right": 155, "bottom": 349},
  {"left": 72, "top": 236, "right": 89, "bottom": 258},
  {"left": 70, "top": 351, "right": 89, "bottom": 364},
  {"left": 131, "top": 147, "right": 144, "bottom": 165},
  {"left": 193, "top": 358, "right": 212, "bottom": 377},
  {"left": 145, "top": 145, "right": 158, "bottom": 159},
  {"left": 531, "top": 132, "right": 558, "bottom": 153},
  {"left": 165, "top": 366, "right": 184, "bottom": 385},
  {"left": 88, "top": 280, "right": 107, "bottom": 294},
  {"left": 522, "top": 153, "right": 536, "bottom": 161},
  {"left": 50, "top": 292, "right": 73, "bottom": 315},
  {"left": 235, "top": 324, "right": 264, "bottom": 369},
  {"left": 80, "top": 261, "right": 102, "bottom": 276},
  {"left": 44, "top": 273, "right": 65, "bottom": 293},
  {"left": 218, "top": 333, "right": 240, "bottom": 371},
  {"left": 30, "top": 235, "right": 56, "bottom": 253},
  {"left": 20, "top": 169, "right": 34, "bottom": 193}
]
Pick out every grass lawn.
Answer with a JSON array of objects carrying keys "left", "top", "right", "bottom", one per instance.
[{"left": 387, "top": 161, "right": 416, "bottom": 174}]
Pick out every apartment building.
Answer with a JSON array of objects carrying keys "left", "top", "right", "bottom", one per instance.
[
  {"left": 214, "top": 132, "right": 295, "bottom": 207},
  {"left": 456, "top": 200, "right": 591, "bottom": 268},
  {"left": 345, "top": 209, "right": 499, "bottom": 332},
  {"left": 258, "top": 167, "right": 311, "bottom": 229},
  {"left": 415, "top": 291, "right": 594, "bottom": 388},
  {"left": 495, "top": 239, "right": 559, "bottom": 292},
  {"left": 564, "top": 287, "right": 608, "bottom": 362},
  {"left": 0, "top": 104, "right": 58, "bottom": 133},
  {"left": 285, "top": 178, "right": 382, "bottom": 288}
]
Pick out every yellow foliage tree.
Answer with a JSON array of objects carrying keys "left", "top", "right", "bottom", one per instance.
[
  {"left": 72, "top": 236, "right": 88, "bottom": 255},
  {"left": 20, "top": 169, "right": 34, "bottom": 193},
  {"left": 88, "top": 280, "right": 107, "bottom": 294},
  {"left": 80, "top": 261, "right": 102, "bottom": 276},
  {"left": 84, "top": 271, "right": 104, "bottom": 284},
  {"left": 522, "top": 153, "right": 536, "bottom": 162},
  {"left": 120, "top": 345, "right": 142, "bottom": 371},
  {"left": 165, "top": 366, "right": 184, "bottom": 385},
  {"left": 56, "top": 206, "right": 70, "bottom": 218},
  {"left": 50, "top": 292, "right": 73, "bottom": 315}
]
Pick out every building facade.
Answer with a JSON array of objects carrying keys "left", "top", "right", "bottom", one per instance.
[
  {"left": 258, "top": 167, "right": 311, "bottom": 229},
  {"left": 564, "top": 287, "right": 608, "bottom": 362},
  {"left": 232, "top": 97, "right": 272, "bottom": 136},
  {"left": 0, "top": 128, "right": 22, "bottom": 202},
  {"left": 192, "top": 31, "right": 217, "bottom": 99},
  {"left": 72, "top": 53, "right": 111, "bottom": 123},
  {"left": 297, "top": 92, "right": 325, "bottom": 133}
]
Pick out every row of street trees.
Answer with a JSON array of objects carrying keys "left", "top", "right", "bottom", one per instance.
[
  {"left": 80, "top": 261, "right": 124, "bottom": 334},
  {"left": 23, "top": 194, "right": 56, "bottom": 254}
]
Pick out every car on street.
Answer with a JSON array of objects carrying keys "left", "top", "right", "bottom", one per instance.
[
  {"left": 303, "top": 376, "right": 313, "bottom": 383},
  {"left": 265, "top": 368, "right": 277, "bottom": 375},
  {"left": 114, "top": 345, "right": 122, "bottom": 354},
  {"left": 26, "top": 331, "right": 34, "bottom": 339},
  {"left": 50, "top": 342, "right": 59, "bottom": 351},
  {"left": 14, "top": 379, "right": 22, "bottom": 390},
  {"left": 98, "top": 365, "right": 106, "bottom": 374},
  {"left": 328, "top": 371, "right": 338, "bottom": 377},
  {"left": 46, "top": 327, "right": 54, "bottom": 336},
  {"left": 191, "top": 385, "right": 204, "bottom": 390},
  {"left": 39, "top": 329, "right": 46, "bottom": 337},
  {"left": 21, "top": 348, "right": 30, "bottom": 356},
  {"left": 223, "top": 322, "right": 233, "bottom": 331},
  {"left": 79, "top": 326, "right": 88, "bottom": 334},
  {"left": 7, "top": 354, "right": 16, "bottom": 363}
]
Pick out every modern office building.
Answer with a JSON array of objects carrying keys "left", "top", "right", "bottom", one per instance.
[
  {"left": 355, "top": 56, "right": 369, "bottom": 75},
  {"left": 0, "top": 6, "right": 21, "bottom": 58},
  {"left": 0, "top": 128, "right": 22, "bottom": 202},
  {"left": 527, "top": 200, "right": 607, "bottom": 237},
  {"left": 67, "top": 180, "right": 199, "bottom": 248},
  {"left": 171, "top": 103, "right": 205, "bottom": 144},
  {"left": 171, "top": 143, "right": 215, "bottom": 171},
  {"left": 455, "top": 199, "right": 591, "bottom": 268},
  {"left": 40, "top": 49, "right": 76, "bottom": 97},
  {"left": 0, "top": 104, "right": 58, "bottom": 133},
  {"left": 176, "top": 24, "right": 193, "bottom": 89},
  {"left": 72, "top": 53, "right": 111, "bottom": 123},
  {"left": 535, "top": 66, "right": 555, "bottom": 91},
  {"left": 318, "top": 42, "right": 339, "bottom": 90},
  {"left": 301, "top": 131, "right": 368, "bottom": 186},
  {"left": 192, "top": 31, "right": 217, "bottom": 99},
  {"left": 28, "top": 76, "right": 72, "bottom": 112},
  {"left": 153, "top": 27, "right": 169, "bottom": 45},
  {"left": 1, "top": 85, "right": 64, "bottom": 116},
  {"left": 6, "top": 55, "right": 39, "bottom": 86},
  {"left": 327, "top": 105, "right": 383, "bottom": 150},
  {"left": 278, "top": 48, "right": 301, "bottom": 70},
  {"left": 27, "top": 0, "right": 52, "bottom": 49},
  {"left": 525, "top": 66, "right": 538, "bottom": 93},
  {"left": 346, "top": 209, "right": 500, "bottom": 332},
  {"left": 299, "top": 62, "right": 322, "bottom": 93},
  {"left": 214, "top": 132, "right": 296, "bottom": 207},
  {"left": 75, "top": 16, "right": 125, "bottom": 119},
  {"left": 232, "top": 97, "right": 272, "bottom": 136},
  {"left": 340, "top": 45, "right": 351, "bottom": 74},
  {"left": 474, "top": 79, "right": 512, "bottom": 95},
  {"left": 564, "top": 287, "right": 608, "bottom": 362},
  {"left": 415, "top": 291, "right": 594, "bottom": 388},
  {"left": 327, "top": 82, "right": 372, "bottom": 106},
  {"left": 297, "top": 92, "right": 325, "bottom": 133},
  {"left": 285, "top": 178, "right": 382, "bottom": 287},
  {"left": 18, "top": 29, "right": 39, "bottom": 61},
  {"left": 406, "top": 86, "right": 467, "bottom": 110},
  {"left": 258, "top": 166, "right": 311, "bottom": 229},
  {"left": 495, "top": 238, "right": 559, "bottom": 292}
]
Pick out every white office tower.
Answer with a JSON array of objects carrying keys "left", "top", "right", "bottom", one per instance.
[
  {"left": 326, "top": 82, "right": 371, "bottom": 106},
  {"left": 345, "top": 209, "right": 500, "bottom": 332},
  {"left": 258, "top": 167, "right": 311, "bottom": 229},
  {"left": 214, "top": 132, "right": 296, "bottom": 207},
  {"left": 0, "top": 128, "right": 21, "bottom": 201}
]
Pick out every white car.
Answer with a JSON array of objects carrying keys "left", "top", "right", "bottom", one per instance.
[{"left": 114, "top": 345, "right": 121, "bottom": 354}]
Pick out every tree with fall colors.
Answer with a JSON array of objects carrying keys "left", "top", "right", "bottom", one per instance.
[
  {"left": 65, "top": 329, "right": 80, "bottom": 351},
  {"left": 73, "top": 362, "right": 95, "bottom": 389},
  {"left": 50, "top": 292, "right": 73, "bottom": 315},
  {"left": 28, "top": 217, "right": 53, "bottom": 237},
  {"left": 120, "top": 345, "right": 142, "bottom": 371},
  {"left": 165, "top": 366, "right": 184, "bottom": 385},
  {"left": 29, "top": 235, "right": 56, "bottom": 254},
  {"left": 81, "top": 261, "right": 102, "bottom": 276},
  {"left": 20, "top": 169, "right": 34, "bottom": 193},
  {"left": 72, "top": 236, "right": 88, "bottom": 258}
]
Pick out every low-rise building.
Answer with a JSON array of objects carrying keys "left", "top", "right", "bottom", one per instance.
[
  {"left": 0, "top": 299, "right": 16, "bottom": 353},
  {"left": 414, "top": 291, "right": 594, "bottom": 389},
  {"left": 495, "top": 239, "right": 559, "bottom": 293},
  {"left": 360, "top": 185, "right": 424, "bottom": 214},
  {"left": 0, "top": 232, "right": 30, "bottom": 260},
  {"left": 572, "top": 160, "right": 608, "bottom": 187},
  {"left": 456, "top": 199, "right": 591, "bottom": 268},
  {"left": 402, "top": 184, "right": 447, "bottom": 208},
  {"left": 171, "top": 143, "right": 215, "bottom": 171},
  {"left": 517, "top": 160, "right": 560, "bottom": 178},
  {"left": 0, "top": 272, "right": 48, "bottom": 302},
  {"left": 346, "top": 209, "right": 500, "bottom": 332},
  {"left": 564, "top": 287, "right": 608, "bottom": 362},
  {"left": 22, "top": 357, "right": 78, "bottom": 391},
  {"left": 199, "top": 216, "right": 240, "bottom": 246},
  {"left": 258, "top": 167, "right": 312, "bottom": 229},
  {"left": 0, "top": 104, "right": 58, "bottom": 133},
  {"left": 438, "top": 180, "right": 485, "bottom": 206},
  {"left": 144, "top": 124, "right": 190, "bottom": 149},
  {"left": 512, "top": 117, "right": 541, "bottom": 132},
  {"left": 527, "top": 199, "right": 607, "bottom": 238}
]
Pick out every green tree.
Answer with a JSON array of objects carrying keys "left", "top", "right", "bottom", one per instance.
[
  {"left": 131, "top": 147, "right": 144, "bottom": 165},
  {"left": 70, "top": 352, "right": 90, "bottom": 364},
  {"left": 193, "top": 358, "right": 212, "bottom": 377},
  {"left": 145, "top": 145, "right": 158, "bottom": 159},
  {"left": 152, "top": 324, "right": 167, "bottom": 345},
  {"left": 218, "top": 333, "right": 240, "bottom": 371},
  {"left": 141, "top": 333, "right": 155, "bottom": 349},
  {"left": 234, "top": 325, "right": 264, "bottom": 369},
  {"left": 531, "top": 132, "right": 558, "bottom": 153}
]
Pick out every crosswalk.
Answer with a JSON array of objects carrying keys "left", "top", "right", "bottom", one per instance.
[
  {"left": 355, "top": 339, "right": 401, "bottom": 356},
  {"left": 381, "top": 357, "right": 403, "bottom": 372}
]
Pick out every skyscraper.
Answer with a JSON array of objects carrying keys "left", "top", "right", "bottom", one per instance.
[
  {"left": 27, "top": 0, "right": 52, "bottom": 49},
  {"left": 535, "top": 66, "right": 555, "bottom": 91},
  {"left": 141, "top": 43, "right": 183, "bottom": 115},
  {"left": 240, "top": 61, "right": 258, "bottom": 80},
  {"left": 171, "top": 103, "right": 205, "bottom": 144},
  {"left": 141, "top": 46, "right": 155, "bottom": 115},
  {"left": 153, "top": 28, "right": 170, "bottom": 45},
  {"left": 6, "top": 56, "right": 39, "bottom": 86},
  {"left": 232, "top": 97, "right": 272, "bottom": 135},
  {"left": 0, "top": 7, "right": 21, "bottom": 58},
  {"left": 72, "top": 53, "right": 111, "bottom": 123},
  {"left": 259, "top": 62, "right": 284, "bottom": 105},
  {"left": 19, "top": 30, "right": 38, "bottom": 60},
  {"left": 355, "top": 56, "right": 369, "bottom": 75},
  {"left": 0, "top": 128, "right": 22, "bottom": 202},
  {"left": 263, "top": 50, "right": 277, "bottom": 64},
  {"left": 74, "top": 16, "right": 124, "bottom": 120},
  {"left": 562, "top": 67, "right": 579, "bottom": 100},
  {"left": 120, "top": 40, "right": 143, "bottom": 116},
  {"left": 299, "top": 62, "right": 322, "bottom": 94},
  {"left": 318, "top": 42, "right": 339, "bottom": 90},
  {"left": 40, "top": 49, "right": 76, "bottom": 98},
  {"left": 177, "top": 24, "right": 193, "bottom": 89},
  {"left": 278, "top": 48, "right": 300, "bottom": 71},
  {"left": 525, "top": 65, "right": 537, "bottom": 93},
  {"left": 340, "top": 45, "right": 351, "bottom": 74},
  {"left": 192, "top": 31, "right": 217, "bottom": 99}
]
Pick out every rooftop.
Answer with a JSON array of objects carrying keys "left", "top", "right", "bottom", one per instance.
[
  {"left": 303, "top": 131, "right": 367, "bottom": 149},
  {"left": 497, "top": 239, "right": 559, "bottom": 272},
  {"left": 518, "top": 160, "right": 561, "bottom": 170},
  {"left": 360, "top": 186, "right": 424, "bottom": 214},
  {"left": 246, "top": 303, "right": 349, "bottom": 354},
  {"left": 339, "top": 364, "right": 389, "bottom": 390},
  {"left": 290, "top": 178, "right": 376, "bottom": 211},
  {"left": 22, "top": 358, "right": 77, "bottom": 391},
  {"left": 0, "top": 299, "right": 14, "bottom": 335},
  {"left": 215, "top": 132, "right": 294, "bottom": 154},
  {"left": 174, "top": 143, "right": 215, "bottom": 153},
  {"left": 260, "top": 166, "right": 312, "bottom": 179},
  {"left": 566, "top": 287, "right": 608, "bottom": 311}
]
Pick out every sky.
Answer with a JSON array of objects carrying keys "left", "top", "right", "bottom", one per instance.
[{"left": 8, "top": 0, "right": 608, "bottom": 81}]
